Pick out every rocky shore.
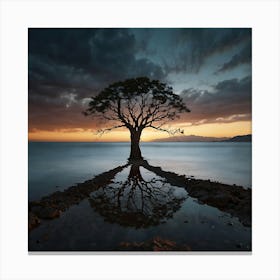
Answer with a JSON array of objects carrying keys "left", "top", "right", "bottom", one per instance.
[
  {"left": 118, "top": 236, "right": 191, "bottom": 251},
  {"left": 28, "top": 160, "right": 251, "bottom": 231},
  {"left": 142, "top": 160, "right": 251, "bottom": 227},
  {"left": 28, "top": 164, "right": 128, "bottom": 230}
]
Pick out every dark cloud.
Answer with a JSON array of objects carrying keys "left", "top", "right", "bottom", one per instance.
[
  {"left": 215, "top": 43, "right": 252, "bottom": 73},
  {"left": 180, "top": 76, "right": 251, "bottom": 124},
  {"left": 167, "top": 28, "right": 251, "bottom": 73},
  {"left": 28, "top": 28, "right": 167, "bottom": 131},
  {"left": 28, "top": 28, "right": 165, "bottom": 92},
  {"left": 28, "top": 28, "right": 252, "bottom": 133}
]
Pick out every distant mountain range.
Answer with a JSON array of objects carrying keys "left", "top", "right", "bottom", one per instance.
[
  {"left": 223, "top": 134, "right": 252, "bottom": 142},
  {"left": 151, "top": 134, "right": 252, "bottom": 142}
]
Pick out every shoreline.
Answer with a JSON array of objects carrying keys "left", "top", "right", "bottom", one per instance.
[
  {"left": 29, "top": 160, "right": 251, "bottom": 231},
  {"left": 142, "top": 160, "right": 251, "bottom": 227}
]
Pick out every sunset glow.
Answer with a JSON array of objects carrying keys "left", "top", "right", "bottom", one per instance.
[
  {"left": 27, "top": 27, "right": 253, "bottom": 253},
  {"left": 29, "top": 28, "right": 251, "bottom": 142},
  {"left": 28, "top": 121, "right": 252, "bottom": 142}
]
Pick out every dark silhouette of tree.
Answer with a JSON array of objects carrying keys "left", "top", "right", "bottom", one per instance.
[
  {"left": 84, "top": 77, "right": 190, "bottom": 160},
  {"left": 88, "top": 163, "right": 188, "bottom": 228}
]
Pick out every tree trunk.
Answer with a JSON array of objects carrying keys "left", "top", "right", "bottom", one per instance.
[
  {"left": 128, "top": 163, "right": 143, "bottom": 180},
  {"left": 129, "top": 130, "right": 143, "bottom": 160}
]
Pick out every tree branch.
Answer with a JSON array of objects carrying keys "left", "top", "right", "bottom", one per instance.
[
  {"left": 148, "top": 125, "right": 184, "bottom": 135},
  {"left": 97, "top": 124, "right": 126, "bottom": 136}
]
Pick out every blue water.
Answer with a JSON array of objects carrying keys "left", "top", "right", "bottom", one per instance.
[{"left": 28, "top": 142, "right": 251, "bottom": 201}]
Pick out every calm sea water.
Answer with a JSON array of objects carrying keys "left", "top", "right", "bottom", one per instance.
[
  {"left": 29, "top": 142, "right": 251, "bottom": 201},
  {"left": 29, "top": 142, "right": 251, "bottom": 251}
]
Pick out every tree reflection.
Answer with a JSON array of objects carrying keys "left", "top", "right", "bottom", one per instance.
[
  {"left": 29, "top": 159, "right": 251, "bottom": 231},
  {"left": 88, "top": 163, "right": 188, "bottom": 228}
]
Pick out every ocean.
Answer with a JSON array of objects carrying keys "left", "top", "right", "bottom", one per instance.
[
  {"left": 29, "top": 142, "right": 252, "bottom": 201},
  {"left": 28, "top": 142, "right": 252, "bottom": 251}
]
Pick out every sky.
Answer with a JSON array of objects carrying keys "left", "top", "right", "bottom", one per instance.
[{"left": 28, "top": 28, "right": 252, "bottom": 142}]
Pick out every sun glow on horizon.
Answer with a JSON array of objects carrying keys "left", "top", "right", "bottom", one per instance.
[{"left": 28, "top": 121, "right": 252, "bottom": 142}]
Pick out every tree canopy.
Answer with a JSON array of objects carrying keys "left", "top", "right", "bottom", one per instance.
[{"left": 84, "top": 77, "right": 190, "bottom": 135}]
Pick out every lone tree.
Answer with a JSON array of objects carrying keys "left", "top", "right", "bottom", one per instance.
[{"left": 84, "top": 77, "right": 190, "bottom": 160}]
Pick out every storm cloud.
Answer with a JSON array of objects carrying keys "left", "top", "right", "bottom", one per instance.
[
  {"left": 180, "top": 76, "right": 251, "bottom": 125},
  {"left": 162, "top": 28, "right": 251, "bottom": 73},
  {"left": 216, "top": 43, "right": 252, "bottom": 73},
  {"left": 28, "top": 28, "right": 252, "bottom": 133}
]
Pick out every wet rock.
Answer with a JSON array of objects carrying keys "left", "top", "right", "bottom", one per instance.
[
  {"left": 142, "top": 160, "right": 251, "bottom": 227},
  {"left": 28, "top": 164, "right": 130, "bottom": 230},
  {"left": 28, "top": 212, "right": 40, "bottom": 230},
  {"left": 29, "top": 200, "right": 41, "bottom": 208},
  {"left": 118, "top": 237, "right": 191, "bottom": 251},
  {"left": 31, "top": 206, "right": 60, "bottom": 219}
]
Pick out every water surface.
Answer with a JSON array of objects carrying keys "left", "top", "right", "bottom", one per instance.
[
  {"left": 28, "top": 142, "right": 251, "bottom": 251},
  {"left": 29, "top": 142, "right": 251, "bottom": 200}
]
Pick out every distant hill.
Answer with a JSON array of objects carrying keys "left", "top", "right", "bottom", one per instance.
[
  {"left": 151, "top": 135, "right": 229, "bottom": 142},
  {"left": 224, "top": 134, "right": 252, "bottom": 142},
  {"left": 151, "top": 134, "right": 252, "bottom": 142}
]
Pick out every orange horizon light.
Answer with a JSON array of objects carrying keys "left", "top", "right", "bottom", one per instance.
[{"left": 28, "top": 121, "right": 252, "bottom": 142}]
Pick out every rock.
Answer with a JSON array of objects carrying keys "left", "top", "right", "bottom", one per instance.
[
  {"left": 184, "top": 220, "right": 189, "bottom": 223},
  {"left": 29, "top": 200, "right": 41, "bottom": 207},
  {"left": 206, "top": 195, "right": 230, "bottom": 208},
  {"left": 28, "top": 212, "right": 40, "bottom": 230},
  {"left": 31, "top": 206, "right": 60, "bottom": 219},
  {"left": 227, "top": 221, "right": 233, "bottom": 226},
  {"left": 118, "top": 237, "right": 191, "bottom": 251}
]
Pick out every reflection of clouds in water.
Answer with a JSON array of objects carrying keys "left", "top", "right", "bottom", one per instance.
[{"left": 173, "top": 188, "right": 188, "bottom": 200}]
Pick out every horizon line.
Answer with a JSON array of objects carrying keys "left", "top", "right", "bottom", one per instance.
[{"left": 28, "top": 133, "right": 251, "bottom": 143}]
